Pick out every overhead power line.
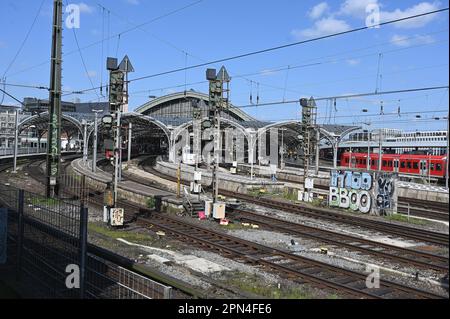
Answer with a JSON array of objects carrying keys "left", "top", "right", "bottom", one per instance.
[
  {"left": 64, "top": 7, "right": 449, "bottom": 96},
  {"left": 0, "top": 88, "right": 26, "bottom": 106},
  {"left": 6, "top": 0, "right": 205, "bottom": 79},
  {"left": 235, "top": 86, "right": 450, "bottom": 109},
  {"left": 2, "top": 0, "right": 46, "bottom": 78}
]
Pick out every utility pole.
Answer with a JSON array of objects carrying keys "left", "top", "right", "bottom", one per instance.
[
  {"left": 46, "top": 0, "right": 63, "bottom": 198},
  {"left": 446, "top": 112, "right": 449, "bottom": 190},
  {"left": 127, "top": 123, "right": 132, "bottom": 164},
  {"left": 315, "top": 128, "right": 320, "bottom": 175},
  {"left": 106, "top": 55, "right": 133, "bottom": 212},
  {"left": 300, "top": 97, "right": 317, "bottom": 188},
  {"left": 106, "top": 57, "right": 124, "bottom": 216},
  {"left": 13, "top": 109, "right": 19, "bottom": 173},
  {"left": 378, "top": 129, "right": 383, "bottom": 171},
  {"left": 207, "top": 67, "right": 230, "bottom": 203},
  {"left": 92, "top": 109, "right": 102, "bottom": 173},
  {"left": 367, "top": 129, "right": 371, "bottom": 171},
  {"left": 82, "top": 120, "right": 88, "bottom": 163}
]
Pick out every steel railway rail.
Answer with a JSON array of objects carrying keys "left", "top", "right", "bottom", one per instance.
[
  {"left": 140, "top": 164, "right": 449, "bottom": 247},
  {"left": 121, "top": 165, "right": 450, "bottom": 274},
  {"left": 4, "top": 157, "right": 200, "bottom": 299},
  {"left": 226, "top": 208, "right": 448, "bottom": 273},
  {"left": 15, "top": 158, "right": 448, "bottom": 299},
  {"left": 134, "top": 211, "right": 445, "bottom": 299}
]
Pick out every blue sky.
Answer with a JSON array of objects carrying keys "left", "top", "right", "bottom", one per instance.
[{"left": 0, "top": 0, "right": 448, "bottom": 131}]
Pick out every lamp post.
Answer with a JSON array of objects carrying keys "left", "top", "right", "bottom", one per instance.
[
  {"left": 92, "top": 109, "right": 103, "bottom": 173},
  {"left": 13, "top": 109, "right": 19, "bottom": 173},
  {"left": 378, "top": 129, "right": 383, "bottom": 171},
  {"left": 127, "top": 122, "right": 132, "bottom": 164},
  {"left": 446, "top": 114, "right": 449, "bottom": 190},
  {"left": 280, "top": 128, "right": 287, "bottom": 170},
  {"left": 82, "top": 119, "right": 88, "bottom": 163},
  {"left": 365, "top": 126, "right": 372, "bottom": 171}
]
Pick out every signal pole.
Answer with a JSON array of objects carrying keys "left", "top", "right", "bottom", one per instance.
[
  {"left": 46, "top": 0, "right": 63, "bottom": 198},
  {"left": 300, "top": 97, "right": 317, "bottom": 187},
  {"left": 446, "top": 112, "right": 449, "bottom": 190},
  {"left": 207, "top": 67, "right": 230, "bottom": 203}
]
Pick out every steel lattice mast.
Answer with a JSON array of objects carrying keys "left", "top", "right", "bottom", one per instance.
[{"left": 46, "top": 0, "right": 63, "bottom": 198}]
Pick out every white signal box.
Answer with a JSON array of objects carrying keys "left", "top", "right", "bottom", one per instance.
[
  {"left": 110, "top": 208, "right": 124, "bottom": 226},
  {"left": 204, "top": 200, "right": 213, "bottom": 217},
  {"left": 190, "top": 182, "right": 202, "bottom": 194},
  {"left": 213, "top": 202, "right": 226, "bottom": 219}
]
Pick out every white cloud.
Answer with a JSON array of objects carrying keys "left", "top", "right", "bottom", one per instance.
[
  {"left": 292, "top": 17, "right": 351, "bottom": 39},
  {"left": 340, "top": 0, "right": 380, "bottom": 18},
  {"left": 390, "top": 34, "right": 436, "bottom": 47},
  {"left": 380, "top": 2, "right": 441, "bottom": 29},
  {"left": 346, "top": 59, "right": 361, "bottom": 66},
  {"left": 77, "top": 2, "right": 95, "bottom": 14},
  {"left": 339, "top": 1, "right": 441, "bottom": 28},
  {"left": 309, "top": 2, "right": 330, "bottom": 19}
]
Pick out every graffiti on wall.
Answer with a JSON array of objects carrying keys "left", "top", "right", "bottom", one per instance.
[
  {"left": 329, "top": 170, "right": 397, "bottom": 215},
  {"left": 373, "top": 173, "right": 397, "bottom": 216},
  {"left": 329, "top": 171, "right": 372, "bottom": 214}
]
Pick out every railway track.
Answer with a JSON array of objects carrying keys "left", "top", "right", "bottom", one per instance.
[
  {"left": 18, "top": 158, "right": 448, "bottom": 298},
  {"left": 134, "top": 211, "right": 445, "bottom": 299},
  {"left": 5, "top": 157, "right": 198, "bottom": 299},
  {"left": 122, "top": 165, "right": 450, "bottom": 274},
  {"left": 227, "top": 207, "right": 449, "bottom": 273},
  {"left": 140, "top": 163, "right": 449, "bottom": 247}
]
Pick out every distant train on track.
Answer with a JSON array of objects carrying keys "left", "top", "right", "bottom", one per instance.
[{"left": 341, "top": 152, "right": 448, "bottom": 179}]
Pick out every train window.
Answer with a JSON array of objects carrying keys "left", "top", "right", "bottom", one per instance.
[
  {"left": 436, "top": 164, "right": 442, "bottom": 171},
  {"left": 430, "top": 163, "right": 434, "bottom": 171},
  {"left": 382, "top": 160, "right": 387, "bottom": 167},
  {"left": 401, "top": 161, "right": 405, "bottom": 168},
  {"left": 407, "top": 162, "right": 412, "bottom": 169},
  {"left": 363, "top": 159, "right": 366, "bottom": 165},
  {"left": 413, "top": 162, "right": 419, "bottom": 169}
]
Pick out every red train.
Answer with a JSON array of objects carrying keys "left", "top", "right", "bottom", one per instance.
[{"left": 341, "top": 152, "right": 447, "bottom": 179}]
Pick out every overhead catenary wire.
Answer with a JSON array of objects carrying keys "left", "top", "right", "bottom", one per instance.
[
  {"left": 6, "top": 0, "right": 205, "bottom": 80},
  {"left": 67, "top": 0, "right": 101, "bottom": 100},
  {"left": 127, "top": 30, "right": 448, "bottom": 98},
  {"left": 234, "top": 85, "right": 450, "bottom": 110},
  {"left": 1, "top": 0, "right": 46, "bottom": 104},
  {"left": 64, "top": 8, "right": 449, "bottom": 97}
]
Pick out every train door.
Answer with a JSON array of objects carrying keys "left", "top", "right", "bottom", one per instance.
[
  {"left": 419, "top": 160, "right": 427, "bottom": 176},
  {"left": 393, "top": 159, "right": 399, "bottom": 173},
  {"left": 350, "top": 155, "right": 356, "bottom": 168}
]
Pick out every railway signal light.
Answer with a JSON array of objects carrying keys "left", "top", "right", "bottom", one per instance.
[{"left": 109, "top": 70, "right": 125, "bottom": 113}]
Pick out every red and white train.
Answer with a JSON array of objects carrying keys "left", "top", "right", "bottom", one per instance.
[{"left": 341, "top": 152, "right": 448, "bottom": 179}]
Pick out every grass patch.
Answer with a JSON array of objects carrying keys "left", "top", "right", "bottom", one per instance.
[
  {"left": 146, "top": 197, "right": 155, "bottom": 209},
  {"left": 283, "top": 190, "right": 298, "bottom": 202},
  {"left": 225, "top": 273, "right": 311, "bottom": 299},
  {"left": 88, "top": 222, "right": 156, "bottom": 243},
  {"left": 29, "top": 197, "right": 60, "bottom": 206},
  {"left": 386, "top": 213, "right": 427, "bottom": 225},
  {"left": 221, "top": 222, "right": 249, "bottom": 231}
]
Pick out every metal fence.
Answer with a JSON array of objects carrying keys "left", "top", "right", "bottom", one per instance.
[
  {"left": 0, "top": 183, "right": 173, "bottom": 299},
  {"left": 0, "top": 147, "right": 42, "bottom": 157},
  {"left": 59, "top": 167, "right": 106, "bottom": 208}
]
